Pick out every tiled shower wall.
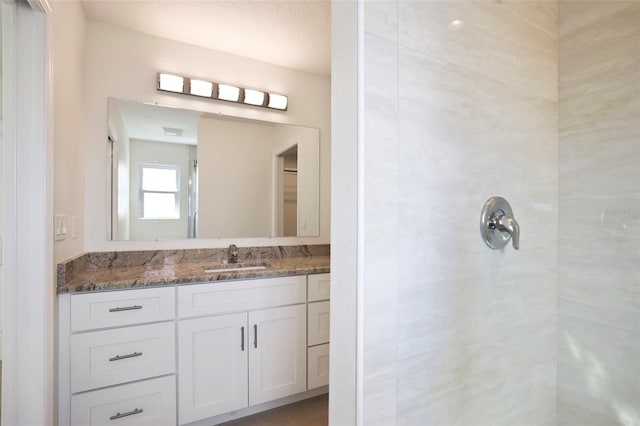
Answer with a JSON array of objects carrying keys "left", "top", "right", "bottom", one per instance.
[
  {"left": 558, "top": 2, "right": 640, "bottom": 425},
  {"left": 362, "top": 1, "right": 558, "bottom": 425}
]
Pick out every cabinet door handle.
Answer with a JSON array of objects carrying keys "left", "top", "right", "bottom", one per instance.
[
  {"left": 253, "top": 324, "right": 258, "bottom": 349},
  {"left": 241, "top": 326, "right": 245, "bottom": 351},
  {"left": 109, "top": 305, "right": 142, "bottom": 312},
  {"left": 109, "top": 351, "right": 143, "bottom": 362},
  {"left": 110, "top": 408, "right": 143, "bottom": 421}
]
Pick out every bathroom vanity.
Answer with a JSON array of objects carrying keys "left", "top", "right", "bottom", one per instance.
[{"left": 57, "top": 246, "right": 330, "bottom": 426}]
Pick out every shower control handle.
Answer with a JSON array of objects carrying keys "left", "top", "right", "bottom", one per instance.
[
  {"left": 492, "top": 212, "right": 520, "bottom": 250},
  {"left": 480, "top": 197, "right": 520, "bottom": 250}
]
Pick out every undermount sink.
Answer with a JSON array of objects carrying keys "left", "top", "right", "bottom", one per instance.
[{"left": 202, "top": 262, "right": 269, "bottom": 273}]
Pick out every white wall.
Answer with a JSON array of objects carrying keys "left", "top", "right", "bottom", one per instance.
[
  {"left": 558, "top": 3, "right": 640, "bottom": 425},
  {"left": 357, "top": 1, "right": 559, "bottom": 424},
  {"left": 128, "top": 139, "right": 191, "bottom": 240},
  {"left": 53, "top": 0, "right": 85, "bottom": 262},
  {"left": 84, "top": 21, "right": 330, "bottom": 251},
  {"left": 197, "top": 117, "right": 274, "bottom": 238}
]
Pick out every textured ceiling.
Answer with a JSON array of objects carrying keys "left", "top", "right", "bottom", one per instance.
[
  {"left": 115, "top": 99, "right": 201, "bottom": 145},
  {"left": 81, "top": 0, "right": 331, "bottom": 76}
]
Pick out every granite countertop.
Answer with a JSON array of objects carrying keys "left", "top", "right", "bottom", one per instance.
[{"left": 57, "top": 245, "right": 330, "bottom": 294}]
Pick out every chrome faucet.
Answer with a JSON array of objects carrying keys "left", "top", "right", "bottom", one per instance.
[
  {"left": 228, "top": 244, "right": 239, "bottom": 264},
  {"left": 491, "top": 211, "right": 520, "bottom": 250},
  {"left": 480, "top": 196, "right": 521, "bottom": 250}
]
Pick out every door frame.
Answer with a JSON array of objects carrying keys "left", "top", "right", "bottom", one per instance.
[
  {"left": 271, "top": 142, "right": 298, "bottom": 237},
  {"left": 2, "top": 1, "right": 54, "bottom": 425},
  {"left": 329, "top": 1, "right": 362, "bottom": 425}
]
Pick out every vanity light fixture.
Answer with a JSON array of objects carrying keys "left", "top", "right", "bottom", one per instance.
[
  {"left": 267, "top": 93, "right": 288, "bottom": 110},
  {"left": 218, "top": 84, "right": 241, "bottom": 102},
  {"left": 158, "top": 73, "right": 185, "bottom": 93},
  {"left": 243, "top": 89, "right": 266, "bottom": 106},
  {"left": 156, "top": 72, "right": 288, "bottom": 111},
  {"left": 190, "top": 79, "right": 214, "bottom": 98}
]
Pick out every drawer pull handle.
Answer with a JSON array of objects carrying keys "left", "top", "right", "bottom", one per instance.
[
  {"left": 109, "top": 305, "right": 143, "bottom": 312},
  {"left": 110, "top": 408, "right": 143, "bottom": 421},
  {"left": 254, "top": 324, "right": 258, "bottom": 349},
  {"left": 241, "top": 326, "right": 245, "bottom": 351},
  {"left": 109, "top": 352, "right": 143, "bottom": 362}
]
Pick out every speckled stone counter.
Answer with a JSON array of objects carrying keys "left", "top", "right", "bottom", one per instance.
[{"left": 57, "top": 245, "right": 330, "bottom": 293}]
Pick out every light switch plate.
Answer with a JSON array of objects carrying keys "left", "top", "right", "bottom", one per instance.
[
  {"left": 71, "top": 215, "right": 78, "bottom": 239},
  {"left": 54, "top": 214, "right": 67, "bottom": 242}
]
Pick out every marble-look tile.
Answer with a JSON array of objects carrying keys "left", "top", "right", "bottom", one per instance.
[
  {"left": 363, "top": 368, "right": 397, "bottom": 426},
  {"left": 558, "top": 2, "right": 639, "bottom": 421},
  {"left": 363, "top": 33, "right": 399, "bottom": 425},
  {"left": 397, "top": 326, "right": 556, "bottom": 426},
  {"left": 398, "top": 0, "right": 558, "bottom": 100},
  {"left": 397, "top": 272, "right": 557, "bottom": 360},
  {"left": 364, "top": 0, "right": 397, "bottom": 42},
  {"left": 398, "top": 46, "right": 558, "bottom": 284},
  {"left": 558, "top": 1, "right": 638, "bottom": 39},
  {"left": 559, "top": 2, "right": 639, "bottom": 100},
  {"left": 558, "top": 315, "right": 640, "bottom": 426},
  {"left": 394, "top": 13, "right": 558, "bottom": 423},
  {"left": 559, "top": 88, "right": 640, "bottom": 142}
]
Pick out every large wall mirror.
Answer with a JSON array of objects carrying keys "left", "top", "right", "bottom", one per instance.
[{"left": 108, "top": 98, "right": 320, "bottom": 241}]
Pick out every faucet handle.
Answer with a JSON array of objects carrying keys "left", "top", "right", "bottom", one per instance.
[
  {"left": 480, "top": 197, "right": 520, "bottom": 251},
  {"left": 496, "top": 214, "right": 520, "bottom": 250},
  {"left": 228, "top": 244, "right": 239, "bottom": 263}
]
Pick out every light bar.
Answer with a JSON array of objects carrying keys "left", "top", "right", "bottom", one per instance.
[
  {"left": 244, "top": 89, "right": 266, "bottom": 106},
  {"left": 156, "top": 72, "right": 287, "bottom": 111},
  {"left": 190, "top": 79, "right": 214, "bottom": 97},
  {"left": 268, "top": 93, "right": 288, "bottom": 110},
  {"left": 218, "top": 84, "right": 241, "bottom": 102},
  {"left": 158, "top": 73, "right": 184, "bottom": 93}
]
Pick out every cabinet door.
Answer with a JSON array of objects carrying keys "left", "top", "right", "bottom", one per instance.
[
  {"left": 307, "top": 301, "right": 330, "bottom": 346},
  {"left": 248, "top": 304, "right": 307, "bottom": 405},
  {"left": 307, "top": 344, "right": 330, "bottom": 390},
  {"left": 178, "top": 313, "right": 248, "bottom": 425}
]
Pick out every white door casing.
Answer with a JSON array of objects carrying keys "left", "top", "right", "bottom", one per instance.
[{"left": 2, "top": 1, "right": 54, "bottom": 425}]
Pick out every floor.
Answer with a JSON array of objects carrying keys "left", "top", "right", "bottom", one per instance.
[{"left": 220, "top": 394, "right": 328, "bottom": 426}]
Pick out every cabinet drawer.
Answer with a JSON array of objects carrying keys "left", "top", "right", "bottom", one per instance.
[
  {"left": 71, "top": 376, "right": 176, "bottom": 426},
  {"left": 70, "top": 287, "right": 175, "bottom": 332},
  {"left": 308, "top": 344, "right": 330, "bottom": 390},
  {"left": 178, "top": 276, "right": 306, "bottom": 318},
  {"left": 307, "top": 273, "right": 330, "bottom": 302},
  {"left": 307, "top": 301, "right": 330, "bottom": 346},
  {"left": 70, "top": 322, "right": 175, "bottom": 393}
]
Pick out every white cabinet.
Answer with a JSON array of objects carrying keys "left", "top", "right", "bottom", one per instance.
[
  {"left": 307, "top": 344, "right": 330, "bottom": 390},
  {"left": 178, "top": 276, "right": 306, "bottom": 318},
  {"left": 59, "top": 289, "right": 177, "bottom": 426},
  {"left": 306, "top": 274, "right": 330, "bottom": 391},
  {"left": 71, "top": 376, "right": 176, "bottom": 426},
  {"left": 178, "top": 313, "right": 248, "bottom": 424},
  {"left": 248, "top": 304, "right": 307, "bottom": 405},
  {"left": 61, "top": 273, "right": 329, "bottom": 426},
  {"left": 71, "top": 322, "right": 175, "bottom": 393},
  {"left": 70, "top": 287, "right": 175, "bottom": 332},
  {"left": 307, "top": 273, "right": 330, "bottom": 302},
  {"left": 178, "top": 299, "right": 307, "bottom": 424},
  {"left": 307, "top": 301, "right": 330, "bottom": 346}
]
